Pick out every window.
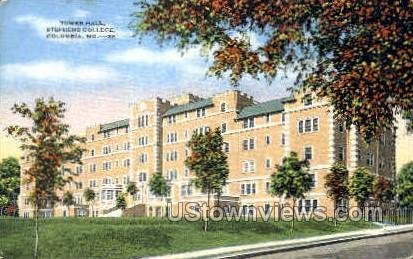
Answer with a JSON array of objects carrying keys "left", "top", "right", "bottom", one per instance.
[
  {"left": 184, "top": 168, "right": 190, "bottom": 178},
  {"left": 367, "top": 152, "right": 374, "bottom": 167},
  {"left": 312, "top": 118, "right": 319, "bottom": 131},
  {"left": 181, "top": 184, "right": 193, "bottom": 196},
  {"left": 303, "top": 94, "right": 313, "bottom": 106},
  {"left": 138, "top": 136, "right": 149, "bottom": 146},
  {"left": 221, "top": 103, "right": 226, "bottom": 112},
  {"left": 90, "top": 149, "right": 95, "bottom": 157},
  {"left": 281, "top": 113, "right": 286, "bottom": 124},
  {"left": 223, "top": 142, "right": 230, "bottom": 153},
  {"left": 91, "top": 134, "right": 95, "bottom": 141},
  {"left": 184, "top": 112, "right": 188, "bottom": 118},
  {"left": 125, "top": 126, "right": 129, "bottom": 133},
  {"left": 380, "top": 134, "right": 386, "bottom": 146},
  {"left": 167, "top": 132, "right": 178, "bottom": 143},
  {"left": 265, "top": 159, "right": 272, "bottom": 169},
  {"left": 102, "top": 162, "right": 111, "bottom": 171},
  {"left": 266, "top": 113, "right": 271, "bottom": 123},
  {"left": 196, "top": 108, "right": 206, "bottom": 117},
  {"left": 103, "top": 146, "right": 111, "bottom": 154},
  {"left": 194, "top": 126, "right": 210, "bottom": 135},
  {"left": 168, "top": 115, "right": 176, "bottom": 124},
  {"left": 103, "top": 131, "right": 111, "bottom": 138},
  {"left": 281, "top": 134, "right": 286, "bottom": 145},
  {"left": 298, "top": 118, "right": 319, "bottom": 133},
  {"left": 337, "top": 146, "right": 345, "bottom": 161},
  {"left": 353, "top": 150, "right": 360, "bottom": 162},
  {"left": 298, "top": 121, "right": 304, "bottom": 133},
  {"left": 76, "top": 166, "right": 83, "bottom": 174},
  {"left": 242, "top": 160, "right": 255, "bottom": 173},
  {"left": 138, "top": 115, "right": 149, "bottom": 127},
  {"left": 221, "top": 123, "right": 227, "bottom": 133},
  {"left": 309, "top": 173, "right": 316, "bottom": 188},
  {"left": 89, "top": 164, "right": 96, "bottom": 173},
  {"left": 124, "top": 142, "right": 130, "bottom": 150},
  {"left": 123, "top": 159, "right": 130, "bottom": 168},
  {"left": 305, "top": 119, "right": 312, "bottom": 132},
  {"left": 304, "top": 146, "right": 313, "bottom": 160},
  {"left": 168, "top": 170, "right": 178, "bottom": 181},
  {"left": 338, "top": 122, "right": 344, "bottom": 133},
  {"left": 166, "top": 151, "right": 178, "bottom": 161},
  {"left": 265, "top": 182, "right": 271, "bottom": 193},
  {"left": 240, "top": 183, "right": 256, "bottom": 195},
  {"left": 298, "top": 199, "right": 318, "bottom": 213},
  {"left": 243, "top": 138, "right": 255, "bottom": 150},
  {"left": 265, "top": 135, "right": 271, "bottom": 145},
  {"left": 89, "top": 180, "right": 97, "bottom": 188},
  {"left": 243, "top": 117, "right": 255, "bottom": 129},
  {"left": 139, "top": 153, "right": 148, "bottom": 164},
  {"left": 138, "top": 172, "right": 147, "bottom": 182}
]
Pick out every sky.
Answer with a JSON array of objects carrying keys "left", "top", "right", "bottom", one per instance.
[{"left": 0, "top": 0, "right": 294, "bottom": 158}]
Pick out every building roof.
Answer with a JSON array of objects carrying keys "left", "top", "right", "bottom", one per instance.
[
  {"left": 99, "top": 119, "right": 129, "bottom": 132},
  {"left": 237, "top": 96, "right": 295, "bottom": 120},
  {"left": 163, "top": 98, "right": 213, "bottom": 117}
]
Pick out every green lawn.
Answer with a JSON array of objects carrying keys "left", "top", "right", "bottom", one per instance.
[{"left": 0, "top": 217, "right": 376, "bottom": 259}]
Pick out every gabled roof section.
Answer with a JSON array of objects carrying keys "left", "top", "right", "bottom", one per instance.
[
  {"left": 237, "top": 96, "right": 295, "bottom": 120},
  {"left": 99, "top": 119, "right": 129, "bottom": 132},
  {"left": 163, "top": 98, "right": 213, "bottom": 117}
]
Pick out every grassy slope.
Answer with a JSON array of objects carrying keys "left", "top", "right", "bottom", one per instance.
[{"left": 0, "top": 217, "right": 376, "bottom": 259}]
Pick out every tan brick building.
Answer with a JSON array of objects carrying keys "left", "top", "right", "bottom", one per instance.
[{"left": 18, "top": 90, "right": 396, "bottom": 218}]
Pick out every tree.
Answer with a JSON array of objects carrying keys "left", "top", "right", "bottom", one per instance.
[
  {"left": 62, "top": 191, "right": 75, "bottom": 217},
  {"left": 7, "top": 98, "right": 85, "bottom": 259},
  {"left": 132, "top": 0, "right": 413, "bottom": 140},
  {"left": 185, "top": 128, "right": 229, "bottom": 231},
  {"left": 0, "top": 157, "right": 20, "bottom": 216},
  {"left": 325, "top": 162, "right": 349, "bottom": 226},
  {"left": 83, "top": 188, "right": 96, "bottom": 217},
  {"left": 148, "top": 173, "right": 170, "bottom": 217},
  {"left": 373, "top": 176, "right": 394, "bottom": 206},
  {"left": 270, "top": 152, "right": 311, "bottom": 232},
  {"left": 349, "top": 167, "right": 374, "bottom": 211},
  {"left": 116, "top": 193, "right": 127, "bottom": 211},
  {"left": 396, "top": 162, "right": 413, "bottom": 207},
  {"left": 126, "top": 182, "right": 139, "bottom": 196}
]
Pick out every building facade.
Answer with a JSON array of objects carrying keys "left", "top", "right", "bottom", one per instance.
[{"left": 18, "top": 90, "right": 396, "bottom": 218}]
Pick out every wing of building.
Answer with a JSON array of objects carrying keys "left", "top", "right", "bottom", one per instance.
[{"left": 18, "top": 90, "right": 396, "bottom": 218}]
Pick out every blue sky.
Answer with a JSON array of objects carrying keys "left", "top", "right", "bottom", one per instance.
[{"left": 0, "top": 0, "right": 294, "bottom": 133}]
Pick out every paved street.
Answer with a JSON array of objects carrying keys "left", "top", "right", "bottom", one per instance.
[{"left": 253, "top": 232, "right": 413, "bottom": 259}]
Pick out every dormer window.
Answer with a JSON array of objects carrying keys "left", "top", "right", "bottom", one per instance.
[
  {"left": 303, "top": 94, "right": 313, "bottom": 106},
  {"left": 243, "top": 117, "right": 255, "bottom": 129},
  {"left": 196, "top": 108, "right": 206, "bottom": 117}
]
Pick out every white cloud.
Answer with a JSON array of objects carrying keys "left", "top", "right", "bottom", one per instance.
[
  {"left": 106, "top": 47, "right": 210, "bottom": 76},
  {"left": 73, "top": 9, "right": 90, "bottom": 18},
  {"left": 1, "top": 61, "right": 119, "bottom": 83},
  {"left": 106, "top": 47, "right": 202, "bottom": 64}
]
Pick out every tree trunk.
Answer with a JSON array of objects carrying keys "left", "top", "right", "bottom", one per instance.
[
  {"left": 34, "top": 204, "right": 39, "bottom": 259},
  {"left": 334, "top": 200, "right": 337, "bottom": 227},
  {"left": 204, "top": 190, "right": 210, "bottom": 232},
  {"left": 291, "top": 198, "right": 296, "bottom": 234},
  {"left": 376, "top": 138, "right": 380, "bottom": 175}
]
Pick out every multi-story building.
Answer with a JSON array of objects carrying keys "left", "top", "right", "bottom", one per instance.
[{"left": 18, "top": 90, "right": 396, "bottom": 218}]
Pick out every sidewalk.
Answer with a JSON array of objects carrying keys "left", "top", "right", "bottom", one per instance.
[{"left": 146, "top": 224, "right": 413, "bottom": 259}]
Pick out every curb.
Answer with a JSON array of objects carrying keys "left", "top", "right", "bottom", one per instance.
[
  {"left": 147, "top": 225, "right": 413, "bottom": 259},
  {"left": 217, "top": 226, "right": 413, "bottom": 259}
]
